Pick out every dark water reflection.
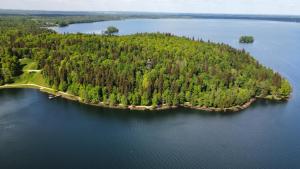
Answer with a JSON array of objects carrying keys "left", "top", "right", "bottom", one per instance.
[
  {"left": 1, "top": 19, "right": 300, "bottom": 169},
  {"left": 0, "top": 88, "right": 296, "bottom": 169}
]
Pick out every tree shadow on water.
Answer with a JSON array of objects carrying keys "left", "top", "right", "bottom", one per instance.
[
  {"left": 74, "top": 98, "right": 290, "bottom": 122},
  {"left": 1, "top": 88, "right": 290, "bottom": 122}
]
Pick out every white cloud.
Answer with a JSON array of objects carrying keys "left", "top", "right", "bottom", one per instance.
[{"left": 1, "top": 0, "right": 300, "bottom": 15}]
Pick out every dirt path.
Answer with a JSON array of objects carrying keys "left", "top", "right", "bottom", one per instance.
[
  {"left": 0, "top": 83, "right": 80, "bottom": 100},
  {"left": 23, "top": 70, "right": 42, "bottom": 73},
  {"left": 0, "top": 83, "right": 48, "bottom": 89},
  {"left": 0, "top": 83, "right": 258, "bottom": 112}
]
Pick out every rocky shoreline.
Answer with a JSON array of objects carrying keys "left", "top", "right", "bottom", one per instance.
[
  {"left": 0, "top": 84, "right": 289, "bottom": 112},
  {"left": 183, "top": 98, "right": 257, "bottom": 112}
]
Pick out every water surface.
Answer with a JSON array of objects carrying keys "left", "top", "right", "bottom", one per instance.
[{"left": 1, "top": 19, "right": 300, "bottom": 169}]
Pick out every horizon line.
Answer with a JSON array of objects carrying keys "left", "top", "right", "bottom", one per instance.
[{"left": 1, "top": 8, "right": 300, "bottom": 17}]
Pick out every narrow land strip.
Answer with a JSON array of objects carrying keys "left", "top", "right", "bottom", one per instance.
[{"left": 0, "top": 83, "right": 259, "bottom": 112}]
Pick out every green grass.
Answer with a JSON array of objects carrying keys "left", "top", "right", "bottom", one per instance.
[
  {"left": 13, "top": 58, "right": 49, "bottom": 87},
  {"left": 20, "top": 58, "right": 38, "bottom": 70},
  {"left": 14, "top": 71, "right": 49, "bottom": 86},
  {"left": 1, "top": 59, "right": 79, "bottom": 101}
]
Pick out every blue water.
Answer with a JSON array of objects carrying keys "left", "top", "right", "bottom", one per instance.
[{"left": 1, "top": 19, "right": 300, "bottom": 169}]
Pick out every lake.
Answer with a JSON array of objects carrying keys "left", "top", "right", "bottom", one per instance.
[{"left": 2, "top": 19, "right": 300, "bottom": 169}]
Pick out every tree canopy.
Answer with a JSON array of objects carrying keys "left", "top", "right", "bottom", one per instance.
[
  {"left": 104, "top": 26, "right": 119, "bottom": 35},
  {"left": 239, "top": 36, "right": 254, "bottom": 43},
  {"left": 0, "top": 16, "right": 292, "bottom": 109}
]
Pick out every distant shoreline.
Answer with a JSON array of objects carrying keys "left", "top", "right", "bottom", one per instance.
[
  {"left": 51, "top": 16, "right": 300, "bottom": 28},
  {"left": 1, "top": 9, "right": 300, "bottom": 24},
  {"left": 0, "top": 84, "right": 288, "bottom": 112}
]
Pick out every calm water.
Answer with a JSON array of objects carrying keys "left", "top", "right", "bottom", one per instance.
[{"left": 1, "top": 19, "right": 300, "bottom": 169}]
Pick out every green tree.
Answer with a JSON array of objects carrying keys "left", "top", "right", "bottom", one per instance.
[
  {"left": 109, "top": 93, "right": 117, "bottom": 106},
  {"left": 104, "top": 26, "right": 119, "bottom": 35},
  {"left": 0, "top": 17, "right": 292, "bottom": 110},
  {"left": 279, "top": 79, "right": 292, "bottom": 98},
  {"left": 121, "top": 95, "right": 128, "bottom": 106}
]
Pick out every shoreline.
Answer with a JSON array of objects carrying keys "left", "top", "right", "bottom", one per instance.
[{"left": 0, "top": 83, "right": 288, "bottom": 112}]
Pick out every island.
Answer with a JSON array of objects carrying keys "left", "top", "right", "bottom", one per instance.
[
  {"left": 104, "top": 26, "right": 119, "bottom": 35},
  {"left": 0, "top": 16, "right": 292, "bottom": 112},
  {"left": 239, "top": 36, "right": 254, "bottom": 43}
]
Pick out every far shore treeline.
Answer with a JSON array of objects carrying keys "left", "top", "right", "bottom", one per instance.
[{"left": 0, "top": 16, "right": 292, "bottom": 109}]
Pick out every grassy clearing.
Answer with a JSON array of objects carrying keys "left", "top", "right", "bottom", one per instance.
[
  {"left": 14, "top": 71, "right": 49, "bottom": 87},
  {"left": 3, "top": 59, "right": 80, "bottom": 100},
  {"left": 13, "top": 58, "right": 49, "bottom": 87},
  {"left": 20, "top": 58, "right": 38, "bottom": 70}
]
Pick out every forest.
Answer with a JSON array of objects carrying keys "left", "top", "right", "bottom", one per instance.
[{"left": 0, "top": 16, "right": 292, "bottom": 109}]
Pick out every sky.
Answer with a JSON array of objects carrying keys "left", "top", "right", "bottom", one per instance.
[{"left": 2, "top": 0, "right": 300, "bottom": 15}]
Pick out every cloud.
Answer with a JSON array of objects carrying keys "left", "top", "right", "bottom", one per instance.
[{"left": 1, "top": 0, "right": 300, "bottom": 15}]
